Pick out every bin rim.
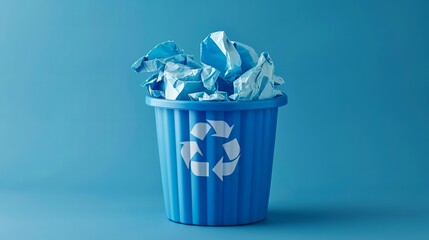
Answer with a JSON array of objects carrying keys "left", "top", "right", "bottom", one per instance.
[{"left": 145, "top": 94, "right": 287, "bottom": 111}]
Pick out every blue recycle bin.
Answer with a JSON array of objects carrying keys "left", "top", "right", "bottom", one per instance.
[{"left": 146, "top": 95, "right": 288, "bottom": 226}]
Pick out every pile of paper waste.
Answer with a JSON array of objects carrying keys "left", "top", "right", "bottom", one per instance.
[{"left": 131, "top": 31, "right": 285, "bottom": 101}]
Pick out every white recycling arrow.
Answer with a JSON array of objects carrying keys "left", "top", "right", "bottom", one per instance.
[
  {"left": 212, "top": 138, "right": 241, "bottom": 181},
  {"left": 190, "top": 122, "right": 211, "bottom": 140},
  {"left": 180, "top": 141, "right": 202, "bottom": 168},
  {"left": 222, "top": 138, "right": 240, "bottom": 160},
  {"left": 180, "top": 120, "right": 241, "bottom": 179},
  {"left": 212, "top": 156, "right": 240, "bottom": 181},
  {"left": 207, "top": 120, "right": 234, "bottom": 138},
  {"left": 191, "top": 161, "right": 209, "bottom": 177}
]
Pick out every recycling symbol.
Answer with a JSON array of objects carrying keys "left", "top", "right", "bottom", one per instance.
[{"left": 180, "top": 120, "right": 240, "bottom": 181}]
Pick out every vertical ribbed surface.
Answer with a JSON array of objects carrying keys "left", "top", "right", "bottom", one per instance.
[
  {"left": 206, "top": 111, "right": 223, "bottom": 225},
  {"left": 154, "top": 107, "right": 280, "bottom": 226},
  {"left": 237, "top": 110, "right": 255, "bottom": 224},
  {"left": 154, "top": 108, "right": 170, "bottom": 219},
  {"left": 174, "top": 110, "right": 192, "bottom": 224},
  {"left": 189, "top": 110, "right": 207, "bottom": 225},
  {"left": 223, "top": 111, "right": 240, "bottom": 225}
]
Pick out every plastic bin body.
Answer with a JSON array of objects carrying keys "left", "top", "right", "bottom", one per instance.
[{"left": 146, "top": 95, "right": 287, "bottom": 226}]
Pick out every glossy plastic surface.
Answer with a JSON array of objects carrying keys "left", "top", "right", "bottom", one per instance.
[{"left": 146, "top": 96, "right": 287, "bottom": 225}]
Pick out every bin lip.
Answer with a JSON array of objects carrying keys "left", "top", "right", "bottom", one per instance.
[{"left": 145, "top": 94, "right": 288, "bottom": 111}]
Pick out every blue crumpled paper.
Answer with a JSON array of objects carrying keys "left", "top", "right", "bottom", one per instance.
[
  {"left": 188, "top": 91, "right": 229, "bottom": 101},
  {"left": 131, "top": 31, "right": 285, "bottom": 101},
  {"left": 162, "top": 62, "right": 220, "bottom": 100},
  {"left": 230, "top": 52, "right": 284, "bottom": 100},
  {"left": 132, "top": 41, "right": 201, "bottom": 73}
]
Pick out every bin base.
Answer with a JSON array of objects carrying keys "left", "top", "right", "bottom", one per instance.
[{"left": 167, "top": 216, "right": 267, "bottom": 226}]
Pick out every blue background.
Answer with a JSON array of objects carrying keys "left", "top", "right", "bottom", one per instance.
[{"left": 1, "top": 0, "right": 428, "bottom": 239}]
